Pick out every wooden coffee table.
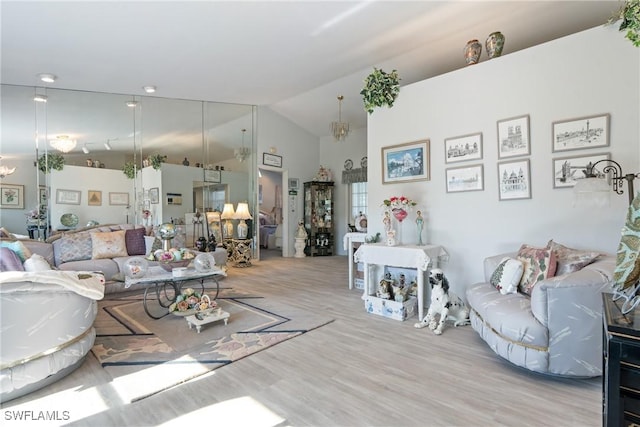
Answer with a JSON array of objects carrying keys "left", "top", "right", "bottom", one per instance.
[{"left": 124, "top": 266, "right": 226, "bottom": 319}]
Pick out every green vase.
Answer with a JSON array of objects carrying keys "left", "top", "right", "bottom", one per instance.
[{"left": 485, "top": 31, "right": 505, "bottom": 59}]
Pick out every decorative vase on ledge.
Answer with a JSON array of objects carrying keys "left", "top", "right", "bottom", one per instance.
[
  {"left": 485, "top": 31, "right": 505, "bottom": 59},
  {"left": 464, "top": 39, "right": 482, "bottom": 65}
]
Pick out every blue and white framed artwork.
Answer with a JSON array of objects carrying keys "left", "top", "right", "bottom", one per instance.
[{"left": 381, "top": 139, "right": 430, "bottom": 184}]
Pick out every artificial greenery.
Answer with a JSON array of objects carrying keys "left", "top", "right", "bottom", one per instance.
[
  {"left": 122, "top": 161, "right": 136, "bottom": 179},
  {"left": 360, "top": 68, "right": 401, "bottom": 115},
  {"left": 609, "top": 0, "right": 640, "bottom": 47},
  {"left": 37, "top": 153, "right": 65, "bottom": 173},
  {"left": 149, "top": 153, "right": 167, "bottom": 170}
]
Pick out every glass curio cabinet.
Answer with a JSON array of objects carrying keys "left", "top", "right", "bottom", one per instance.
[{"left": 303, "top": 181, "right": 334, "bottom": 256}]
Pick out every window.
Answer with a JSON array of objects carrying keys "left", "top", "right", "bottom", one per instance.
[{"left": 350, "top": 181, "right": 367, "bottom": 222}]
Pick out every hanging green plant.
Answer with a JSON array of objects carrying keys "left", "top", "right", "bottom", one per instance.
[
  {"left": 149, "top": 153, "right": 167, "bottom": 170},
  {"left": 37, "top": 153, "right": 65, "bottom": 173},
  {"left": 608, "top": 0, "right": 640, "bottom": 47},
  {"left": 360, "top": 68, "right": 401, "bottom": 115},
  {"left": 122, "top": 161, "right": 136, "bottom": 179}
]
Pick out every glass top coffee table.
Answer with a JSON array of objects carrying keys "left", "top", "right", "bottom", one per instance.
[{"left": 125, "top": 265, "right": 226, "bottom": 319}]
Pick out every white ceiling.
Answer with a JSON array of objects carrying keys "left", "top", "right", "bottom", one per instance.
[{"left": 1, "top": 1, "right": 622, "bottom": 141}]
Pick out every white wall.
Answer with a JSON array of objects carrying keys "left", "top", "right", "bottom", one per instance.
[
  {"left": 319, "top": 126, "right": 368, "bottom": 255},
  {"left": 367, "top": 25, "right": 640, "bottom": 295}
]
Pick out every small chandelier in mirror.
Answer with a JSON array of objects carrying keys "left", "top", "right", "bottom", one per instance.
[
  {"left": 0, "top": 157, "right": 16, "bottom": 178},
  {"left": 234, "top": 128, "right": 250, "bottom": 162},
  {"left": 331, "top": 95, "right": 350, "bottom": 142},
  {"left": 50, "top": 135, "right": 77, "bottom": 153}
]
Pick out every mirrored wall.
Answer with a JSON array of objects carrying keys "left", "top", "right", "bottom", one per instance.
[{"left": 0, "top": 83, "right": 256, "bottom": 247}]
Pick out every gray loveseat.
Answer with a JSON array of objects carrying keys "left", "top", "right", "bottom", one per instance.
[{"left": 466, "top": 252, "right": 615, "bottom": 377}]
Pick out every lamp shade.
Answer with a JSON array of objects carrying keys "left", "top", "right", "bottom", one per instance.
[
  {"left": 220, "top": 203, "right": 235, "bottom": 219},
  {"left": 233, "top": 202, "right": 253, "bottom": 220},
  {"left": 573, "top": 177, "right": 611, "bottom": 207}
]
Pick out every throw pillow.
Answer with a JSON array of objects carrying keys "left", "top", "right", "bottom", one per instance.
[
  {"left": 613, "top": 193, "right": 640, "bottom": 291},
  {"left": 24, "top": 253, "right": 52, "bottom": 271},
  {"left": 0, "top": 240, "right": 32, "bottom": 262},
  {"left": 0, "top": 227, "right": 16, "bottom": 239},
  {"left": 548, "top": 240, "right": 601, "bottom": 276},
  {"left": 0, "top": 247, "right": 25, "bottom": 271},
  {"left": 125, "top": 227, "right": 146, "bottom": 256},
  {"left": 517, "top": 244, "right": 557, "bottom": 296},
  {"left": 57, "top": 232, "right": 93, "bottom": 263},
  {"left": 490, "top": 257, "right": 524, "bottom": 295},
  {"left": 91, "top": 230, "right": 128, "bottom": 259}
]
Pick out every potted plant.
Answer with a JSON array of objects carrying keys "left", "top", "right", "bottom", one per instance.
[
  {"left": 37, "top": 153, "right": 65, "bottom": 173},
  {"left": 609, "top": 0, "right": 640, "bottom": 47},
  {"left": 360, "top": 68, "right": 401, "bottom": 114},
  {"left": 149, "top": 153, "right": 167, "bottom": 170},
  {"left": 122, "top": 161, "right": 136, "bottom": 179}
]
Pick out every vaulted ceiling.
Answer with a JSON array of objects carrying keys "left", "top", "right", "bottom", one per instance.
[{"left": 1, "top": 1, "right": 622, "bottom": 141}]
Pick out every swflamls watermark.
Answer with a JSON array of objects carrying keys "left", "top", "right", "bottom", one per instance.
[{"left": 3, "top": 410, "right": 71, "bottom": 422}]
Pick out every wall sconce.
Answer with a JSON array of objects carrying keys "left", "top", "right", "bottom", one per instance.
[
  {"left": 220, "top": 203, "right": 236, "bottom": 239},
  {"left": 233, "top": 202, "right": 253, "bottom": 239},
  {"left": 573, "top": 159, "right": 639, "bottom": 206}
]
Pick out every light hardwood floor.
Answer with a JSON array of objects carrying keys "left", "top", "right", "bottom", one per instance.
[{"left": 2, "top": 256, "right": 601, "bottom": 427}]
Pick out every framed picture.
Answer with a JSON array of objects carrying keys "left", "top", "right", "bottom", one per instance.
[
  {"left": 445, "top": 164, "right": 484, "bottom": 193},
  {"left": 88, "top": 190, "right": 102, "bottom": 206},
  {"left": 149, "top": 187, "right": 159, "bottom": 204},
  {"left": 498, "top": 159, "right": 531, "bottom": 201},
  {"left": 552, "top": 113, "right": 610, "bottom": 152},
  {"left": 39, "top": 186, "right": 48, "bottom": 204},
  {"left": 497, "top": 115, "right": 530, "bottom": 159},
  {"left": 552, "top": 152, "right": 610, "bottom": 188},
  {"left": 381, "top": 139, "right": 430, "bottom": 184},
  {"left": 0, "top": 183, "right": 24, "bottom": 209},
  {"left": 108, "top": 192, "right": 129, "bottom": 206},
  {"left": 263, "top": 153, "right": 282, "bottom": 168},
  {"left": 444, "top": 132, "right": 483, "bottom": 163},
  {"left": 56, "top": 189, "right": 81, "bottom": 205},
  {"left": 204, "top": 169, "right": 221, "bottom": 183},
  {"left": 167, "top": 193, "right": 182, "bottom": 205}
]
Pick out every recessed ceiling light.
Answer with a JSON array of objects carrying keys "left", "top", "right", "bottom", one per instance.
[
  {"left": 33, "top": 94, "right": 48, "bottom": 103},
  {"left": 143, "top": 86, "right": 156, "bottom": 93},
  {"left": 126, "top": 100, "right": 138, "bottom": 107},
  {"left": 38, "top": 73, "right": 57, "bottom": 83}
]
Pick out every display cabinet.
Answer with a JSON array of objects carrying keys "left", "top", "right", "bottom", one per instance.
[{"left": 303, "top": 181, "right": 334, "bottom": 256}]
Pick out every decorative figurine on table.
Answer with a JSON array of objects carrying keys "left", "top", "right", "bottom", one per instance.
[
  {"left": 416, "top": 210, "right": 424, "bottom": 246},
  {"left": 383, "top": 211, "right": 392, "bottom": 233},
  {"left": 296, "top": 221, "right": 308, "bottom": 239},
  {"left": 386, "top": 229, "right": 397, "bottom": 246}
]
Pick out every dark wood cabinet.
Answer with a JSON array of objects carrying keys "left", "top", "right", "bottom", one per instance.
[
  {"left": 303, "top": 181, "right": 334, "bottom": 256},
  {"left": 603, "top": 294, "right": 640, "bottom": 426}
]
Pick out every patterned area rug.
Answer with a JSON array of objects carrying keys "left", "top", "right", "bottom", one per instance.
[{"left": 91, "top": 287, "right": 333, "bottom": 402}]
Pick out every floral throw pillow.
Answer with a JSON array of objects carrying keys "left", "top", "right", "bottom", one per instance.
[
  {"left": 490, "top": 257, "right": 524, "bottom": 295},
  {"left": 613, "top": 193, "right": 640, "bottom": 291},
  {"left": 548, "top": 240, "right": 601, "bottom": 276},
  {"left": 517, "top": 244, "right": 557, "bottom": 296},
  {"left": 57, "top": 233, "right": 92, "bottom": 264},
  {"left": 91, "top": 230, "right": 128, "bottom": 259}
]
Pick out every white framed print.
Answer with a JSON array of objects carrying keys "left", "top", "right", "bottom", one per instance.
[
  {"left": 552, "top": 113, "right": 609, "bottom": 152},
  {"left": 381, "top": 139, "right": 430, "bottom": 184},
  {"left": 444, "top": 132, "right": 482, "bottom": 163},
  {"left": 498, "top": 159, "right": 531, "bottom": 201},
  {"left": 445, "top": 164, "right": 484, "bottom": 193},
  {"left": 552, "top": 152, "right": 610, "bottom": 188},
  {"left": 497, "top": 115, "right": 530, "bottom": 159}
]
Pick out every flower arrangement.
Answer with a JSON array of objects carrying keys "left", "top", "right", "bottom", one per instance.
[
  {"left": 360, "top": 68, "right": 401, "bottom": 115},
  {"left": 147, "top": 247, "right": 195, "bottom": 263},
  {"left": 168, "top": 288, "right": 217, "bottom": 315},
  {"left": 608, "top": 0, "right": 640, "bottom": 47},
  {"left": 122, "top": 161, "right": 136, "bottom": 179},
  {"left": 382, "top": 196, "right": 417, "bottom": 211}
]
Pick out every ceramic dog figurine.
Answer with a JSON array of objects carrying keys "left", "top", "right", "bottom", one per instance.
[{"left": 414, "top": 268, "right": 469, "bottom": 335}]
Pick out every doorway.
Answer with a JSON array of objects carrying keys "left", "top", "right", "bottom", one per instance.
[{"left": 258, "top": 168, "right": 283, "bottom": 259}]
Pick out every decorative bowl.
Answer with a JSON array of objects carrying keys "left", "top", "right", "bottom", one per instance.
[
  {"left": 124, "top": 257, "right": 149, "bottom": 278},
  {"left": 158, "top": 259, "right": 191, "bottom": 271},
  {"left": 60, "top": 213, "right": 79, "bottom": 228}
]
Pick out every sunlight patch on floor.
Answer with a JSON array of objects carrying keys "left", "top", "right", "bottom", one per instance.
[{"left": 157, "top": 396, "right": 287, "bottom": 427}]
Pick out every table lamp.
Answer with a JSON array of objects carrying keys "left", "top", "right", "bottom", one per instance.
[
  {"left": 220, "top": 203, "right": 235, "bottom": 238},
  {"left": 233, "top": 202, "right": 253, "bottom": 239}
]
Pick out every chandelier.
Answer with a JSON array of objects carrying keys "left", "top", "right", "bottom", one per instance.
[
  {"left": 50, "top": 135, "right": 77, "bottom": 153},
  {"left": 331, "top": 95, "right": 350, "bottom": 141},
  {"left": 0, "top": 157, "right": 15, "bottom": 178},
  {"left": 234, "top": 128, "right": 250, "bottom": 162}
]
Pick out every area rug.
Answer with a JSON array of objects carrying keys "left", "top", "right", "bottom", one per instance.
[{"left": 91, "top": 287, "right": 333, "bottom": 402}]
